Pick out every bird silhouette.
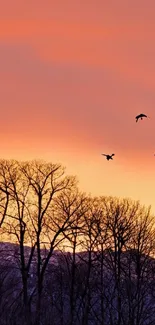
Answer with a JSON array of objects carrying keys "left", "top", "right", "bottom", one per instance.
[
  {"left": 101, "top": 153, "right": 115, "bottom": 160},
  {"left": 135, "top": 113, "right": 148, "bottom": 122}
]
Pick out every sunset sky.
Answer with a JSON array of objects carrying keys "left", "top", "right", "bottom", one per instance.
[{"left": 1, "top": 1, "right": 155, "bottom": 212}]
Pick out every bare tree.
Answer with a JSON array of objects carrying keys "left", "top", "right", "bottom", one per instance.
[
  {"left": 58, "top": 191, "right": 88, "bottom": 325},
  {"left": 0, "top": 158, "right": 154, "bottom": 325},
  {"left": 0, "top": 159, "right": 11, "bottom": 228},
  {"left": 126, "top": 205, "right": 155, "bottom": 325},
  {"left": 0, "top": 160, "right": 36, "bottom": 324},
  {"left": 20, "top": 160, "right": 79, "bottom": 324},
  {"left": 100, "top": 197, "right": 140, "bottom": 325},
  {"left": 73, "top": 197, "right": 102, "bottom": 325}
]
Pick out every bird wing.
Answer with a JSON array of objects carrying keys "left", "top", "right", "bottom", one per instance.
[
  {"left": 111, "top": 154, "right": 115, "bottom": 156},
  {"left": 101, "top": 154, "right": 107, "bottom": 156},
  {"left": 136, "top": 114, "right": 147, "bottom": 118}
]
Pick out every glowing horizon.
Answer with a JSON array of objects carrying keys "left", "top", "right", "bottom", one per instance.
[{"left": 1, "top": 1, "right": 155, "bottom": 213}]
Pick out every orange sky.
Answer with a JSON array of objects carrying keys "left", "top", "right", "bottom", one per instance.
[{"left": 1, "top": 1, "right": 155, "bottom": 212}]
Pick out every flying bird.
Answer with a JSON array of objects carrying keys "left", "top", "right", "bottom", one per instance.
[
  {"left": 101, "top": 153, "right": 115, "bottom": 161},
  {"left": 135, "top": 114, "right": 148, "bottom": 122}
]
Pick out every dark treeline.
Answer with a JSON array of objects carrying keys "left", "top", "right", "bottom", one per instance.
[{"left": 0, "top": 159, "right": 154, "bottom": 325}]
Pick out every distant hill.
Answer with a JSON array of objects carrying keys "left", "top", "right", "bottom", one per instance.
[{"left": 0, "top": 241, "right": 154, "bottom": 325}]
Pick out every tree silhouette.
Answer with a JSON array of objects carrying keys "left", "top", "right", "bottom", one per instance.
[{"left": 0, "top": 159, "right": 154, "bottom": 325}]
